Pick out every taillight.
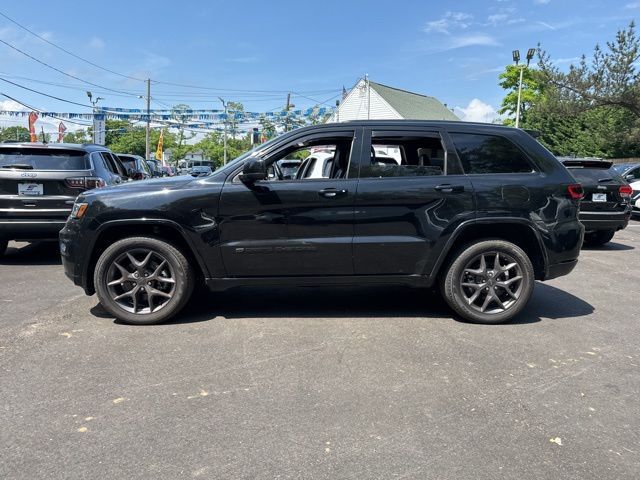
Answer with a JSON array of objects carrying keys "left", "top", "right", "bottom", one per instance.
[
  {"left": 65, "top": 177, "right": 106, "bottom": 190},
  {"left": 567, "top": 183, "right": 584, "bottom": 200},
  {"left": 619, "top": 184, "right": 633, "bottom": 198}
]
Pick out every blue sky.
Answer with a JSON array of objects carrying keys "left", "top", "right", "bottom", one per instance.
[{"left": 0, "top": 0, "right": 638, "bottom": 132}]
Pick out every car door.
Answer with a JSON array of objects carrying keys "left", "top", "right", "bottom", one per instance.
[
  {"left": 218, "top": 128, "right": 362, "bottom": 277},
  {"left": 353, "top": 128, "right": 475, "bottom": 275}
]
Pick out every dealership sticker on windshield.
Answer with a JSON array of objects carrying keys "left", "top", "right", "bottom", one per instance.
[
  {"left": 18, "top": 183, "right": 43, "bottom": 196},
  {"left": 592, "top": 193, "right": 607, "bottom": 202}
]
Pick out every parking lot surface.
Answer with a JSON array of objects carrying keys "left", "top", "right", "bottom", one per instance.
[{"left": 1, "top": 224, "right": 639, "bottom": 479}]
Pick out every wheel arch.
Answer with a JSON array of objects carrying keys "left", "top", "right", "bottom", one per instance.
[
  {"left": 84, "top": 219, "right": 208, "bottom": 295},
  {"left": 429, "top": 218, "right": 548, "bottom": 283}
]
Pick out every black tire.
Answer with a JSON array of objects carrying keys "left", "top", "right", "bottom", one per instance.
[
  {"left": 440, "top": 240, "right": 535, "bottom": 325},
  {"left": 583, "top": 230, "right": 615, "bottom": 246},
  {"left": 94, "top": 236, "right": 194, "bottom": 325},
  {"left": 0, "top": 239, "right": 7, "bottom": 257}
]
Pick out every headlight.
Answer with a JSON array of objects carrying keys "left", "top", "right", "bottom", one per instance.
[{"left": 70, "top": 202, "right": 89, "bottom": 219}]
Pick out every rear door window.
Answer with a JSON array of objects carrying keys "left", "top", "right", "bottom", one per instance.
[
  {"left": 0, "top": 148, "right": 90, "bottom": 170},
  {"left": 450, "top": 133, "right": 535, "bottom": 174},
  {"left": 101, "top": 152, "right": 125, "bottom": 176}
]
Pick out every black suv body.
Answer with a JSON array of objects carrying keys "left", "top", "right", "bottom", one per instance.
[
  {"left": 0, "top": 142, "right": 129, "bottom": 254},
  {"left": 559, "top": 158, "right": 633, "bottom": 245},
  {"left": 60, "top": 121, "right": 584, "bottom": 325}
]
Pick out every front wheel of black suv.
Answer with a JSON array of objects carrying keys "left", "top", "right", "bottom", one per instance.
[
  {"left": 583, "top": 230, "right": 615, "bottom": 246},
  {"left": 441, "top": 240, "right": 535, "bottom": 325},
  {"left": 94, "top": 237, "right": 194, "bottom": 325}
]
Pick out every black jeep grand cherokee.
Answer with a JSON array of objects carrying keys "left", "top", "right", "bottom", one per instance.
[{"left": 60, "top": 121, "right": 584, "bottom": 325}]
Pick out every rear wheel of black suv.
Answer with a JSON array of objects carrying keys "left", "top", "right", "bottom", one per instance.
[
  {"left": 94, "top": 237, "right": 194, "bottom": 325},
  {"left": 441, "top": 240, "right": 535, "bottom": 325},
  {"left": 583, "top": 230, "right": 615, "bottom": 246}
]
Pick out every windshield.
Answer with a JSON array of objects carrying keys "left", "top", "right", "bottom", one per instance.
[{"left": 0, "top": 148, "right": 90, "bottom": 170}]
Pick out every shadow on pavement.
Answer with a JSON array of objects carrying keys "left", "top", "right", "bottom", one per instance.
[
  {"left": 582, "top": 241, "right": 634, "bottom": 251},
  {"left": 91, "top": 281, "right": 594, "bottom": 327},
  {"left": 0, "top": 241, "right": 61, "bottom": 266}
]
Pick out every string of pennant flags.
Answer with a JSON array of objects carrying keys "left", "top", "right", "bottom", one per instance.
[{"left": 0, "top": 106, "right": 331, "bottom": 122}]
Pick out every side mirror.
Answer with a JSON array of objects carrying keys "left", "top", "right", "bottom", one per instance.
[{"left": 239, "top": 157, "right": 267, "bottom": 184}]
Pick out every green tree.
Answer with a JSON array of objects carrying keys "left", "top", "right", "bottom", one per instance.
[
  {"left": 0, "top": 126, "right": 30, "bottom": 142},
  {"left": 171, "top": 104, "right": 196, "bottom": 147},
  {"left": 108, "top": 127, "right": 177, "bottom": 157},
  {"left": 63, "top": 128, "right": 90, "bottom": 144},
  {"left": 226, "top": 101, "right": 245, "bottom": 137},
  {"left": 498, "top": 65, "right": 544, "bottom": 126}
]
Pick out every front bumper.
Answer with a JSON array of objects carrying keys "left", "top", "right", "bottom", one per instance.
[
  {"left": 578, "top": 209, "right": 631, "bottom": 232},
  {"left": 545, "top": 258, "right": 578, "bottom": 280},
  {"left": 59, "top": 221, "right": 94, "bottom": 295}
]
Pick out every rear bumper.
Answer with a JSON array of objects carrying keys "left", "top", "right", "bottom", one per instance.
[
  {"left": 0, "top": 217, "right": 67, "bottom": 240},
  {"left": 579, "top": 209, "right": 631, "bottom": 232},
  {"left": 545, "top": 258, "right": 578, "bottom": 280}
]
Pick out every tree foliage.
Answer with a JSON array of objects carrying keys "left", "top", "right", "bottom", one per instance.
[
  {"left": 499, "top": 21, "right": 640, "bottom": 158},
  {"left": 0, "top": 126, "right": 30, "bottom": 142}
]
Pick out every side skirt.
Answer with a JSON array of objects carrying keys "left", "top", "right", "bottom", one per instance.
[{"left": 205, "top": 274, "right": 434, "bottom": 292}]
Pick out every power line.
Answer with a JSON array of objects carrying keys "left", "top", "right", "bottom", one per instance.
[
  {"left": 0, "top": 38, "right": 142, "bottom": 97},
  {"left": 0, "top": 10, "right": 145, "bottom": 83},
  {"left": 0, "top": 92, "right": 93, "bottom": 127},
  {"left": 0, "top": 76, "right": 94, "bottom": 108}
]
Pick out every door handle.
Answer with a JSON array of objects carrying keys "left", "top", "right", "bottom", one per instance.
[
  {"left": 434, "top": 184, "right": 465, "bottom": 193},
  {"left": 319, "top": 188, "right": 347, "bottom": 198}
]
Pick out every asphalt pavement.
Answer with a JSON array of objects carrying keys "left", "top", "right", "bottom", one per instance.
[{"left": 1, "top": 224, "right": 639, "bottom": 479}]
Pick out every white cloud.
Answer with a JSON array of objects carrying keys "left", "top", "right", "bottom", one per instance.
[
  {"left": 486, "top": 13, "right": 525, "bottom": 26},
  {"left": 625, "top": 1, "right": 640, "bottom": 7},
  {"left": 0, "top": 99, "right": 26, "bottom": 111},
  {"left": 455, "top": 99, "right": 498, "bottom": 123},
  {"left": 88, "top": 36, "right": 106, "bottom": 49},
  {"left": 450, "top": 34, "right": 501, "bottom": 49},
  {"left": 534, "top": 0, "right": 551, "bottom": 4},
  {"left": 424, "top": 11, "right": 474, "bottom": 35}
]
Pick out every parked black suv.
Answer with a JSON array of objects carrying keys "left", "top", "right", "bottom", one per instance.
[
  {"left": 559, "top": 158, "right": 633, "bottom": 245},
  {"left": 60, "top": 121, "right": 585, "bottom": 325},
  {"left": 0, "top": 142, "right": 129, "bottom": 255}
]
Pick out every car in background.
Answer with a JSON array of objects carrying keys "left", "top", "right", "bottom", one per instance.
[
  {"left": 612, "top": 162, "right": 640, "bottom": 183},
  {"left": 145, "top": 159, "right": 165, "bottom": 177},
  {"left": 190, "top": 165, "right": 212, "bottom": 177},
  {"left": 630, "top": 180, "right": 640, "bottom": 218},
  {"left": 0, "top": 142, "right": 128, "bottom": 256},
  {"left": 116, "top": 154, "right": 152, "bottom": 181},
  {"left": 559, "top": 157, "right": 633, "bottom": 245},
  {"left": 295, "top": 151, "right": 335, "bottom": 179},
  {"left": 161, "top": 165, "right": 175, "bottom": 177}
]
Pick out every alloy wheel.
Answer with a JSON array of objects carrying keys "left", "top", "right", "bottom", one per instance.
[
  {"left": 105, "top": 248, "right": 176, "bottom": 314},
  {"left": 459, "top": 251, "right": 524, "bottom": 314}
]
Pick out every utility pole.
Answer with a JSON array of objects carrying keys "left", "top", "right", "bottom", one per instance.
[
  {"left": 86, "top": 91, "right": 103, "bottom": 144},
  {"left": 145, "top": 78, "right": 151, "bottom": 160},
  {"left": 285, "top": 93, "right": 293, "bottom": 132},
  {"left": 218, "top": 97, "right": 227, "bottom": 165}
]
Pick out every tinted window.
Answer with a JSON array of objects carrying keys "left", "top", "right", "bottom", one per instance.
[
  {"left": 360, "top": 134, "right": 446, "bottom": 178},
  {"left": 0, "top": 148, "right": 90, "bottom": 170},
  {"left": 566, "top": 166, "right": 623, "bottom": 184},
  {"left": 450, "top": 133, "right": 534, "bottom": 174}
]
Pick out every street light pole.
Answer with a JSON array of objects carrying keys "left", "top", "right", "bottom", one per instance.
[
  {"left": 218, "top": 97, "right": 227, "bottom": 165},
  {"left": 515, "top": 65, "right": 525, "bottom": 129},
  {"left": 86, "top": 91, "right": 103, "bottom": 143},
  {"left": 512, "top": 48, "right": 535, "bottom": 129}
]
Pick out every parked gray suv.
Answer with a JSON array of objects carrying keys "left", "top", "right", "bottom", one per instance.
[{"left": 0, "top": 142, "right": 128, "bottom": 256}]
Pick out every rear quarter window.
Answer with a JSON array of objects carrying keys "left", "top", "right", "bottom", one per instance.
[
  {"left": 450, "top": 133, "right": 535, "bottom": 174},
  {"left": 0, "top": 148, "right": 90, "bottom": 170}
]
